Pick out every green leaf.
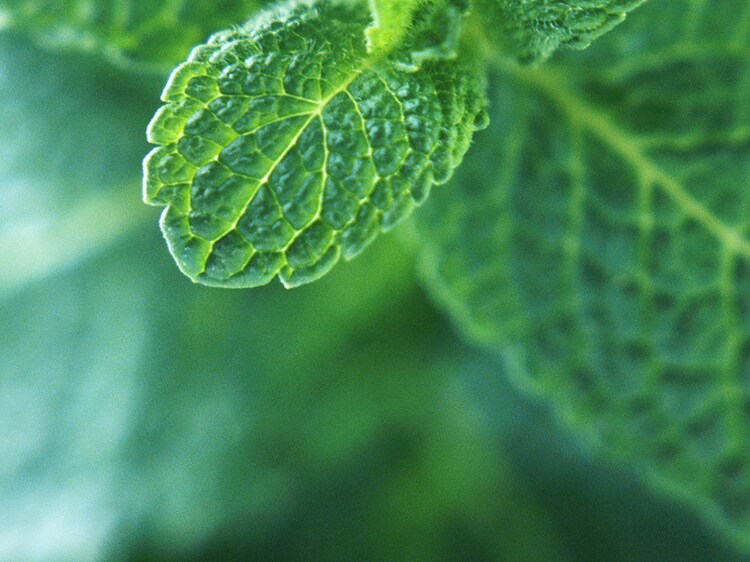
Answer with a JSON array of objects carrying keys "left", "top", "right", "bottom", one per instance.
[
  {"left": 144, "top": 0, "right": 487, "bottom": 288},
  {"left": 365, "top": 0, "right": 424, "bottom": 54},
  {"left": 473, "top": 0, "right": 647, "bottom": 63},
  {"left": 0, "top": 34, "right": 560, "bottom": 558},
  {"left": 389, "top": 0, "right": 471, "bottom": 72},
  {"left": 365, "top": 0, "right": 470, "bottom": 63},
  {"left": 415, "top": 0, "right": 750, "bottom": 549},
  {"left": 0, "top": 0, "right": 268, "bottom": 69}
]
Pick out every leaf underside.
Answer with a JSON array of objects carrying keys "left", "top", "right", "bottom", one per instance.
[
  {"left": 144, "top": 0, "right": 486, "bottom": 288},
  {"left": 416, "top": 0, "right": 750, "bottom": 549}
]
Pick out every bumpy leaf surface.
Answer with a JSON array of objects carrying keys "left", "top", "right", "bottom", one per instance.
[
  {"left": 144, "top": 0, "right": 487, "bottom": 288},
  {"left": 416, "top": 0, "right": 750, "bottom": 549},
  {"left": 0, "top": 0, "right": 267, "bottom": 67},
  {"left": 475, "top": 0, "right": 647, "bottom": 62}
]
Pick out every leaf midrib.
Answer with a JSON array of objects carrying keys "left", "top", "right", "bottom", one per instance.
[
  {"left": 203, "top": 57, "right": 378, "bottom": 257},
  {"left": 500, "top": 59, "right": 750, "bottom": 478}
]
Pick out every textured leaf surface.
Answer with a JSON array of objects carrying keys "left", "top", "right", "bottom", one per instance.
[
  {"left": 144, "top": 0, "right": 487, "bottom": 288},
  {"left": 0, "top": 0, "right": 267, "bottom": 68},
  {"left": 416, "top": 0, "right": 750, "bottom": 549},
  {"left": 475, "top": 0, "right": 647, "bottom": 62}
]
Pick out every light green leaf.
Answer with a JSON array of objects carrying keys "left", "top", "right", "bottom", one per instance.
[
  {"left": 473, "top": 0, "right": 647, "bottom": 63},
  {"left": 144, "top": 0, "right": 487, "bottom": 288},
  {"left": 388, "top": 0, "right": 470, "bottom": 72},
  {"left": 365, "top": 0, "right": 424, "bottom": 54},
  {"left": 0, "top": 0, "right": 268, "bottom": 69},
  {"left": 365, "top": 0, "right": 469, "bottom": 64},
  {"left": 415, "top": 0, "right": 750, "bottom": 550}
]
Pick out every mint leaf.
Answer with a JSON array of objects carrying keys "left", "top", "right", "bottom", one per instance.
[
  {"left": 415, "top": 0, "right": 750, "bottom": 548},
  {"left": 474, "top": 0, "right": 647, "bottom": 62},
  {"left": 0, "top": 0, "right": 267, "bottom": 68},
  {"left": 144, "top": 0, "right": 487, "bottom": 288}
]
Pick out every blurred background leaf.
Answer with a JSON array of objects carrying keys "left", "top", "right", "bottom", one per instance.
[
  {"left": 0, "top": 32, "right": 156, "bottom": 296},
  {"left": 0, "top": 0, "right": 268, "bottom": 70},
  {"left": 415, "top": 0, "right": 750, "bottom": 552}
]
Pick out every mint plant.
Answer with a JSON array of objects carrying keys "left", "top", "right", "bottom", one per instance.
[
  {"left": 141, "top": 0, "right": 648, "bottom": 288},
  {"left": 141, "top": 0, "right": 750, "bottom": 548},
  {"left": 2, "top": 0, "right": 749, "bottom": 555}
]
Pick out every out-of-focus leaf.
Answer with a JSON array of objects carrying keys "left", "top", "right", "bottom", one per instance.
[
  {"left": 0, "top": 34, "right": 155, "bottom": 296},
  {"left": 0, "top": 0, "right": 268, "bottom": 70},
  {"left": 0, "top": 216, "right": 569, "bottom": 560},
  {"left": 415, "top": 0, "right": 750, "bottom": 550},
  {"left": 474, "top": 0, "right": 647, "bottom": 63},
  {"left": 462, "top": 356, "right": 744, "bottom": 561}
]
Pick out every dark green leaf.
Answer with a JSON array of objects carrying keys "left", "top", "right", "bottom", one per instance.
[{"left": 416, "top": 0, "right": 750, "bottom": 549}]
